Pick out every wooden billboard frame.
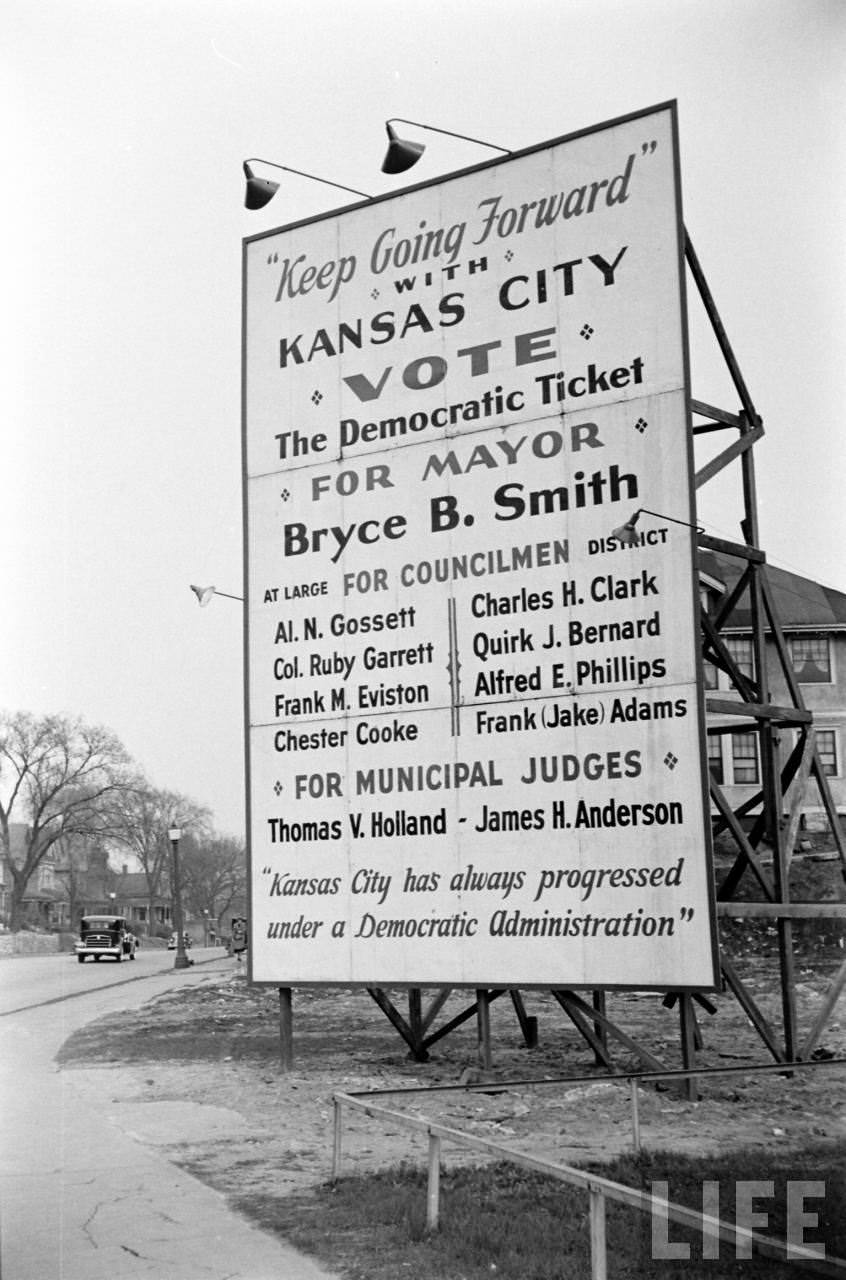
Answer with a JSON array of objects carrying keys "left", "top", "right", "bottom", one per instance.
[{"left": 337, "top": 230, "right": 846, "bottom": 1083}]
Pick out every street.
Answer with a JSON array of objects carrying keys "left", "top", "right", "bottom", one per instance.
[
  {"left": 0, "top": 949, "right": 337, "bottom": 1280},
  {"left": 0, "top": 944, "right": 221, "bottom": 1017}
]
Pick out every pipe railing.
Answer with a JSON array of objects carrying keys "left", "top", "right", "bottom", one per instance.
[{"left": 332, "top": 1059, "right": 846, "bottom": 1279}]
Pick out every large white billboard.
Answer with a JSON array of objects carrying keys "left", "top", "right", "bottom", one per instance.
[{"left": 243, "top": 102, "right": 718, "bottom": 989}]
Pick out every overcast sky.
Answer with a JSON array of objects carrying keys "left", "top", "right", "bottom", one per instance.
[{"left": 3, "top": 0, "right": 844, "bottom": 839}]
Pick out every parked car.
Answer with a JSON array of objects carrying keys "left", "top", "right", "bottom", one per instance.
[
  {"left": 75, "top": 916, "right": 137, "bottom": 963},
  {"left": 167, "top": 932, "right": 192, "bottom": 950}
]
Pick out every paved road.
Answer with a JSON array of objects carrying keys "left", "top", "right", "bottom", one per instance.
[
  {"left": 0, "top": 952, "right": 337, "bottom": 1280},
  {"left": 0, "top": 945, "right": 221, "bottom": 1016}
]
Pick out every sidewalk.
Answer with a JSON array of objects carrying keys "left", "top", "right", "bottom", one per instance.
[{"left": 0, "top": 962, "right": 338, "bottom": 1280}]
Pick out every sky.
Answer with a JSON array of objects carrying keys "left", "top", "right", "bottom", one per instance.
[{"left": 3, "top": 0, "right": 844, "bottom": 841}]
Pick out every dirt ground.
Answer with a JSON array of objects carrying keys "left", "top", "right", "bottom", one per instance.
[{"left": 60, "top": 929, "right": 846, "bottom": 1209}]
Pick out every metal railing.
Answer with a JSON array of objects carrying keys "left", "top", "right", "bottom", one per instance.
[{"left": 332, "top": 1059, "right": 846, "bottom": 1279}]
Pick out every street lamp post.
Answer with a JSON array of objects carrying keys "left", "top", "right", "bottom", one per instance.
[
  {"left": 167, "top": 825, "right": 190, "bottom": 970},
  {"left": 203, "top": 909, "right": 209, "bottom": 948}
]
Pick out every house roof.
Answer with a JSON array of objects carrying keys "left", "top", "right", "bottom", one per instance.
[
  {"left": 699, "top": 551, "right": 846, "bottom": 633},
  {"left": 113, "top": 871, "right": 168, "bottom": 901}
]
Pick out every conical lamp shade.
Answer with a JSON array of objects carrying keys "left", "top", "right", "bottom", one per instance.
[
  {"left": 381, "top": 123, "right": 425, "bottom": 175},
  {"left": 243, "top": 162, "right": 279, "bottom": 210}
]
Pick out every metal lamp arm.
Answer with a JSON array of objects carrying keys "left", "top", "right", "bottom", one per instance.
[{"left": 385, "top": 121, "right": 510, "bottom": 156}]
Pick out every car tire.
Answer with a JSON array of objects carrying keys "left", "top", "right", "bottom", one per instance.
[{"left": 77, "top": 954, "right": 85, "bottom": 963}]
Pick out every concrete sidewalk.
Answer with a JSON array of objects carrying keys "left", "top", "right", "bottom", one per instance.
[{"left": 0, "top": 964, "right": 338, "bottom": 1279}]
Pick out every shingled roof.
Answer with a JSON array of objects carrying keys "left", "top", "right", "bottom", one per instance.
[{"left": 699, "top": 550, "right": 846, "bottom": 633}]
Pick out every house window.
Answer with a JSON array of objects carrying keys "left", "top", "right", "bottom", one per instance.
[
  {"left": 789, "top": 635, "right": 831, "bottom": 683},
  {"left": 725, "top": 636, "right": 754, "bottom": 681},
  {"left": 703, "top": 658, "right": 719, "bottom": 690},
  {"left": 731, "top": 733, "right": 759, "bottom": 785},
  {"left": 707, "top": 736, "right": 724, "bottom": 784},
  {"left": 817, "top": 729, "right": 838, "bottom": 777}
]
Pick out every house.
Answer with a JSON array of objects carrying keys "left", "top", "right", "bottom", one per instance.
[
  {"left": 110, "top": 869, "right": 173, "bottom": 939},
  {"left": 700, "top": 551, "right": 846, "bottom": 829},
  {"left": 0, "top": 831, "right": 174, "bottom": 935}
]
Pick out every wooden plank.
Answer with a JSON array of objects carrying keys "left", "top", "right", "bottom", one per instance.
[
  {"left": 367, "top": 987, "right": 416, "bottom": 1054},
  {"left": 278, "top": 986, "right": 293, "bottom": 1072},
  {"left": 705, "top": 698, "right": 811, "bottom": 725},
  {"left": 720, "top": 954, "right": 786, "bottom": 1062},
  {"left": 476, "top": 989, "right": 492, "bottom": 1070},
  {"left": 552, "top": 990, "right": 668, "bottom": 1074},
  {"left": 690, "top": 398, "right": 743, "bottom": 427},
  {"left": 710, "top": 776, "right": 775, "bottom": 901},
  {"left": 697, "top": 532, "right": 765, "bottom": 563},
  {"left": 808, "top": 755, "right": 846, "bottom": 878},
  {"left": 712, "top": 564, "right": 753, "bottom": 633},
  {"left": 718, "top": 902, "right": 846, "bottom": 919},
  {"left": 694, "top": 424, "right": 765, "bottom": 489},
  {"left": 800, "top": 958, "right": 846, "bottom": 1059},
  {"left": 509, "top": 989, "right": 538, "bottom": 1049},
  {"left": 421, "top": 989, "right": 507, "bottom": 1052},
  {"left": 679, "top": 995, "right": 699, "bottom": 1100},
  {"left": 551, "top": 991, "right": 615, "bottom": 1070},
  {"left": 782, "top": 730, "right": 817, "bottom": 867},
  {"left": 685, "top": 233, "right": 760, "bottom": 422},
  {"left": 701, "top": 611, "right": 759, "bottom": 701},
  {"left": 420, "top": 987, "right": 453, "bottom": 1035},
  {"left": 592, "top": 989, "right": 609, "bottom": 1066}
]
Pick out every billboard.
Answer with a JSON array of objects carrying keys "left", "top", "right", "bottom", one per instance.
[{"left": 243, "top": 101, "right": 719, "bottom": 989}]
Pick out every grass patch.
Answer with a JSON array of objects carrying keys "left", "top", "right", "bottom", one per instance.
[{"left": 234, "top": 1146, "right": 845, "bottom": 1280}]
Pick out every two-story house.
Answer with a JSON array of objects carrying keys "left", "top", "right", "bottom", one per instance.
[{"left": 700, "top": 550, "right": 846, "bottom": 830}]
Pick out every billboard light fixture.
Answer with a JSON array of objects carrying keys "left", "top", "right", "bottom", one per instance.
[
  {"left": 242, "top": 160, "right": 371, "bottom": 211},
  {"left": 190, "top": 584, "right": 244, "bottom": 607},
  {"left": 611, "top": 507, "right": 703, "bottom": 546},
  {"left": 381, "top": 118, "right": 510, "bottom": 175}
]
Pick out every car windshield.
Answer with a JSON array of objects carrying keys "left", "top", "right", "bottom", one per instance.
[{"left": 82, "top": 918, "right": 120, "bottom": 930}]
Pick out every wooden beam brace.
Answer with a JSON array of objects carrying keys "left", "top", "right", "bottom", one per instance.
[
  {"left": 420, "top": 988, "right": 453, "bottom": 1036},
  {"left": 509, "top": 989, "right": 538, "bottom": 1049},
  {"left": 705, "top": 698, "right": 811, "bottom": 725},
  {"left": 718, "top": 902, "right": 846, "bottom": 919},
  {"left": 701, "top": 611, "right": 759, "bottom": 701},
  {"left": 760, "top": 574, "right": 808, "bottom": 709},
  {"left": 710, "top": 776, "right": 775, "bottom": 901},
  {"left": 800, "top": 958, "right": 846, "bottom": 1059},
  {"left": 808, "top": 755, "right": 846, "bottom": 880},
  {"left": 367, "top": 988, "right": 418, "bottom": 1055},
  {"left": 685, "top": 232, "right": 760, "bottom": 423},
  {"left": 719, "top": 954, "right": 786, "bottom": 1062},
  {"left": 697, "top": 532, "right": 765, "bottom": 563},
  {"left": 679, "top": 994, "right": 700, "bottom": 1098},
  {"left": 552, "top": 989, "right": 668, "bottom": 1074},
  {"left": 420, "top": 989, "right": 508, "bottom": 1052},
  {"left": 782, "top": 729, "right": 817, "bottom": 868},
  {"left": 690, "top": 398, "right": 744, "bottom": 428},
  {"left": 712, "top": 564, "right": 754, "bottom": 634},
  {"left": 550, "top": 991, "right": 615, "bottom": 1070},
  {"left": 694, "top": 424, "right": 765, "bottom": 490},
  {"left": 692, "top": 420, "right": 734, "bottom": 436}
]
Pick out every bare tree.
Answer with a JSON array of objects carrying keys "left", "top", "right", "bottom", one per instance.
[
  {"left": 112, "top": 785, "right": 210, "bottom": 937},
  {"left": 0, "top": 711, "right": 134, "bottom": 930},
  {"left": 180, "top": 832, "right": 246, "bottom": 936}
]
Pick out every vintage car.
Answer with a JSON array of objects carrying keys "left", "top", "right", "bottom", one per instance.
[
  {"left": 167, "top": 931, "right": 192, "bottom": 950},
  {"left": 75, "top": 915, "right": 137, "bottom": 963}
]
